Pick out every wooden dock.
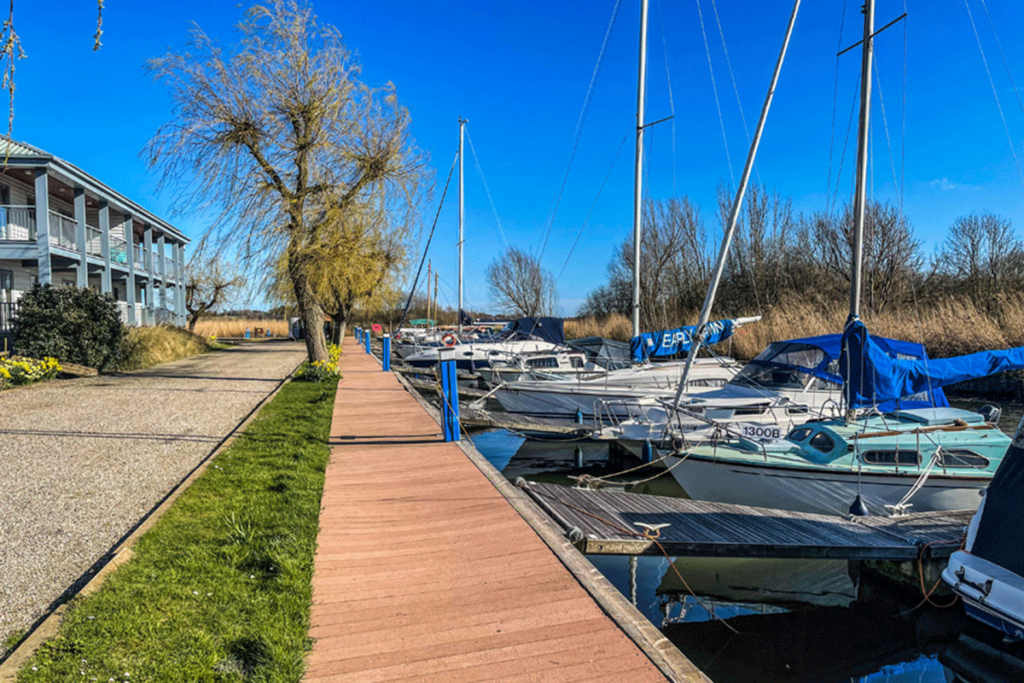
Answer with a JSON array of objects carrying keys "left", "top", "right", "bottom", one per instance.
[
  {"left": 519, "top": 481, "right": 971, "bottom": 560},
  {"left": 304, "top": 339, "right": 709, "bottom": 682}
]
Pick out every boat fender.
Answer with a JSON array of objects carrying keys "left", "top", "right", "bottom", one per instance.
[
  {"left": 849, "top": 493, "right": 871, "bottom": 517},
  {"left": 514, "top": 477, "right": 530, "bottom": 489},
  {"left": 442, "top": 333, "right": 457, "bottom": 347},
  {"left": 566, "top": 526, "right": 585, "bottom": 544}
]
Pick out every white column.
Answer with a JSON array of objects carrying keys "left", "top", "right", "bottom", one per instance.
[
  {"left": 125, "top": 215, "right": 136, "bottom": 324},
  {"left": 99, "top": 202, "right": 111, "bottom": 294},
  {"left": 144, "top": 225, "right": 155, "bottom": 324},
  {"left": 34, "top": 169, "right": 51, "bottom": 285},
  {"left": 157, "top": 233, "right": 167, "bottom": 313},
  {"left": 74, "top": 188, "right": 88, "bottom": 287}
]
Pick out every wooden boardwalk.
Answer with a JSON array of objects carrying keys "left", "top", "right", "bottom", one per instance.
[
  {"left": 520, "top": 481, "right": 972, "bottom": 560},
  {"left": 304, "top": 339, "right": 706, "bottom": 682}
]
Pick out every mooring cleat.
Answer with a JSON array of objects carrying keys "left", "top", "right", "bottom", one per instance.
[{"left": 634, "top": 522, "right": 671, "bottom": 539}]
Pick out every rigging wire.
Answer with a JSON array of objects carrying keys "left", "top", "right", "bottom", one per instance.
[
  {"left": 556, "top": 133, "right": 630, "bottom": 283},
  {"left": 825, "top": 0, "right": 850, "bottom": 216},
  {"left": 464, "top": 128, "right": 510, "bottom": 252},
  {"left": 395, "top": 152, "right": 459, "bottom": 332},
  {"left": 872, "top": 59, "right": 902, "bottom": 206},
  {"left": 963, "top": 0, "right": 1024, "bottom": 192},
  {"left": 694, "top": 0, "right": 735, "bottom": 186},
  {"left": 709, "top": 0, "right": 762, "bottom": 189},
  {"left": 656, "top": 0, "right": 678, "bottom": 194},
  {"left": 537, "top": 0, "right": 623, "bottom": 262},
  {"left": 979, "top": 0, "right": 1024, "bottom": 121}
]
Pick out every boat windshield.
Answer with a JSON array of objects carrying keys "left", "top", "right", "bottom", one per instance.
[{"left": 729, "top": 343, "right": 829, "bottom": 391}]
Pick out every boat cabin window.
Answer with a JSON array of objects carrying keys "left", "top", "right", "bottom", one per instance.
[
  {"left": 729, "top": 343, "right": 827, "bottom": 390},
  {"left": 788, "top": 427, "right": 813, "bottom": 442},
  {"left": 861, "top": 450, "right": 921, "bottom": 466},
  {"left": 687, "top": 377, "right": 728, "bottom": 388},
  {"left": 527, "top": 357, "right": 558, "bottom": 369},
  {"left": 938, "top": 449, "right": 990, "bottom": 469},
  {"left": 808, "top": 432, "right": 835, "bottom": 453},
  {"left": 570, "top": 357, "right": 584, "bottom": 369}
]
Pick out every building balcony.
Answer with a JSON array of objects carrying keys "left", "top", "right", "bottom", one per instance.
[{"left": 0, "top": 205, "right": 36, "bottom": 241}]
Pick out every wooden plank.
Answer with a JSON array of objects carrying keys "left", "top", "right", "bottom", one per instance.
[
  {"left": 520, "top": 481, "right": 968, "bottom": 561},
  {"left": 305, "top": 338, "right": 707, "bottom": 683}
]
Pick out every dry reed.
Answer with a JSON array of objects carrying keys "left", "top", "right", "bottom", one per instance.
[
  {"left": 117, "top": 325, "right": 212, "bottom": 371},
  {"left": 193, "top": 317, "right": 290, "bottom": 338},
  {"left": 569, "top": 295, "right": 1024, "bottom": 360}
]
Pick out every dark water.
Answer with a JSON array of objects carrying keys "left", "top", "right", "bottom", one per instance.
[{"left": 469, "top": 404, "right": 1024, "bottom": 683}]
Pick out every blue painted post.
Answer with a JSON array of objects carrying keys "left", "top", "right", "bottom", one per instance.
[
  {"left": 355, "top": 326, "right": 361, "bottom": 343},
  {"left": 364, "top": 330, "right": 371, "bottom": 354},
  {"left": 439, "top": 347, "right": 460, "bottom": 442},
  {"left": 245, "top": 328, "right": 250, "bottom": 339},
  {"left": 382, "top": 334, "right": 391, "bottom": 371}
]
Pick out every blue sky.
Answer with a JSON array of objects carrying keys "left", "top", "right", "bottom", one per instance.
[{"left": 11, "top": 0, "right": 1024, "bottom": 314}]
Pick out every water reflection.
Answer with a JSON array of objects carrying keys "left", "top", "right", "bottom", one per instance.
[{"left": 471, "top": 427, "right": 1024, "bottom": 682}]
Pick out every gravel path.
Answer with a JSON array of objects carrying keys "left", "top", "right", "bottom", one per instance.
[{"left": 0, "top": 341, "right": 307, "bottom": 645}]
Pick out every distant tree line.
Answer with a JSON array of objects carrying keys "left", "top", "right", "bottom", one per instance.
[{"left": 578, "top": 184, "right": 1024, "bottom": 331}]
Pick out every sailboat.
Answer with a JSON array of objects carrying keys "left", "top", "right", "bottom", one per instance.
[{"left": 649, "top": 0, "right": 1024, "bottom": 517}]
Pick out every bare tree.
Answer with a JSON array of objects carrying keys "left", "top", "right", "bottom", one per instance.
[
  {"left": 145, "top": 0, "right": 428, "bottom": 362},
  {"left": 809, "top": 200, "right": 923, "bottom": 314},
  {"left": 587, "top": 197, "right": 711, "bottom": 329},
  {"left": 184, "top": 254, "right": 246, "bottom": 332},
  {"left": 486, "top": 247, "right": 557, "bottom": 318},
  {"left": 932, "top": 212, "right": 1024, "bottom": 311}
]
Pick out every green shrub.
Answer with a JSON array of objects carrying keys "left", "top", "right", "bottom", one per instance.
[{"left": 12, "top": 284, "right": 126, "bottom": 371}]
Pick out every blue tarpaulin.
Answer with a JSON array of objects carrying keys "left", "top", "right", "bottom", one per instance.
[
  {"left": 841, "top": 319, "right": 1024, "bottom": 409},
  {"left": 630, "top": 319, "right": 737, "bottom": 363},
  {"left": 504, "top": 317, "right": 566, "bottom": 346}
]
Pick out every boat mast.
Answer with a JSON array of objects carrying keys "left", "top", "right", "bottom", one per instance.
[
  {"left": 849, "top": 0, "right": 873, "bottom": 324},
  {"left": 631, "top": 0, "right": 649, "bottom": 340},
  {"left": 426, "top": 259, "right": 432, "bottom": 328},
  {"left": 671, "top": 0, "right": 802, "bottom": 408},
  {"left": 458, "top": 117, "right": 466, "bottom": 335},
  {"left": 844, "top": 0, "right": 874, "bottom": 420}
]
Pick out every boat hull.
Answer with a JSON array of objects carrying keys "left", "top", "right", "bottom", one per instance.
[{"left": 666, "top": 454, "right": 987, "bottom": 516}]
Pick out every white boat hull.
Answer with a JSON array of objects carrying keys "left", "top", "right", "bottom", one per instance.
[
  {"left": 493, "top": 360, "right": 737, "bottom": 421},
  {"left": 666, "top": 454, "right": 987, "bottom": 516}
]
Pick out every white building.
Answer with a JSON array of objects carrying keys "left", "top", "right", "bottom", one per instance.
[{"left": 0, "top": 140, "right": 188, "bottom": 335}]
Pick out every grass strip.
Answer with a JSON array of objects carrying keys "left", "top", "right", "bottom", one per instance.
[{"left": 17, "top": 378, "right": 338, "bottom": 683}]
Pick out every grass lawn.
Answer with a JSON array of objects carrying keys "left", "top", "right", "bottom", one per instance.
[{"left": 16, "top": 377, "right": 338, "bottom": 682}]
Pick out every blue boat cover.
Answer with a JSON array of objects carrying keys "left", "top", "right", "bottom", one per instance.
[
  {"left": 841, "top": 319, "right": 1024, "bottom": 409},
  {"left": 505, "top": 317, "right": 566, "bottom": 346},
  {"left": 630, "top": 319, "right": 736, "bottom": 363},
  {"left": 742, "top": 332, "right": 948, "bottom": 411}
]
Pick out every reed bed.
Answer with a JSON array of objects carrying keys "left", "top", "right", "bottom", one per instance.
[
  {"left": 116, "top": 325, "right": 212, "bottom": 371},
  {"left": 568, "top": 295, "right": 1024, "bottom": 360},
  {"left": 193, "top": 317, "right": 290, "bottom": 338}
]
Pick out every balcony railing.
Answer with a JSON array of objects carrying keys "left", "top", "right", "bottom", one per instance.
[
  {"left": 134, "top": 244, "right": 148, "bottom": 271},
  {"left": 85, "top": 225, "right": 102, "bottom": 257},
  {"left": 110, "top": 235, "right": 129, "bottom": 266},
  {"left": 0, "top": 205, "right": 36, "bottom": 241},
  {"left": 0, "top": 300, "right": 18, "bottom": 332},
  {"left": 48, "top": 211, "right": 78, "bottom": 250}
]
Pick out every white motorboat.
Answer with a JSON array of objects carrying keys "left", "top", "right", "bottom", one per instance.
[{"left": 943, "top": 418, "right": 1024, "bottom": 642}]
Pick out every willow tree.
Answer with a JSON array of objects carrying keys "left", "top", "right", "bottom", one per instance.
[
  {"left": 145, "top": 0, "right": 426, "bottom": 361},
  {"left": 272, "top": 202, "right": 411, "bottom": 344}
]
